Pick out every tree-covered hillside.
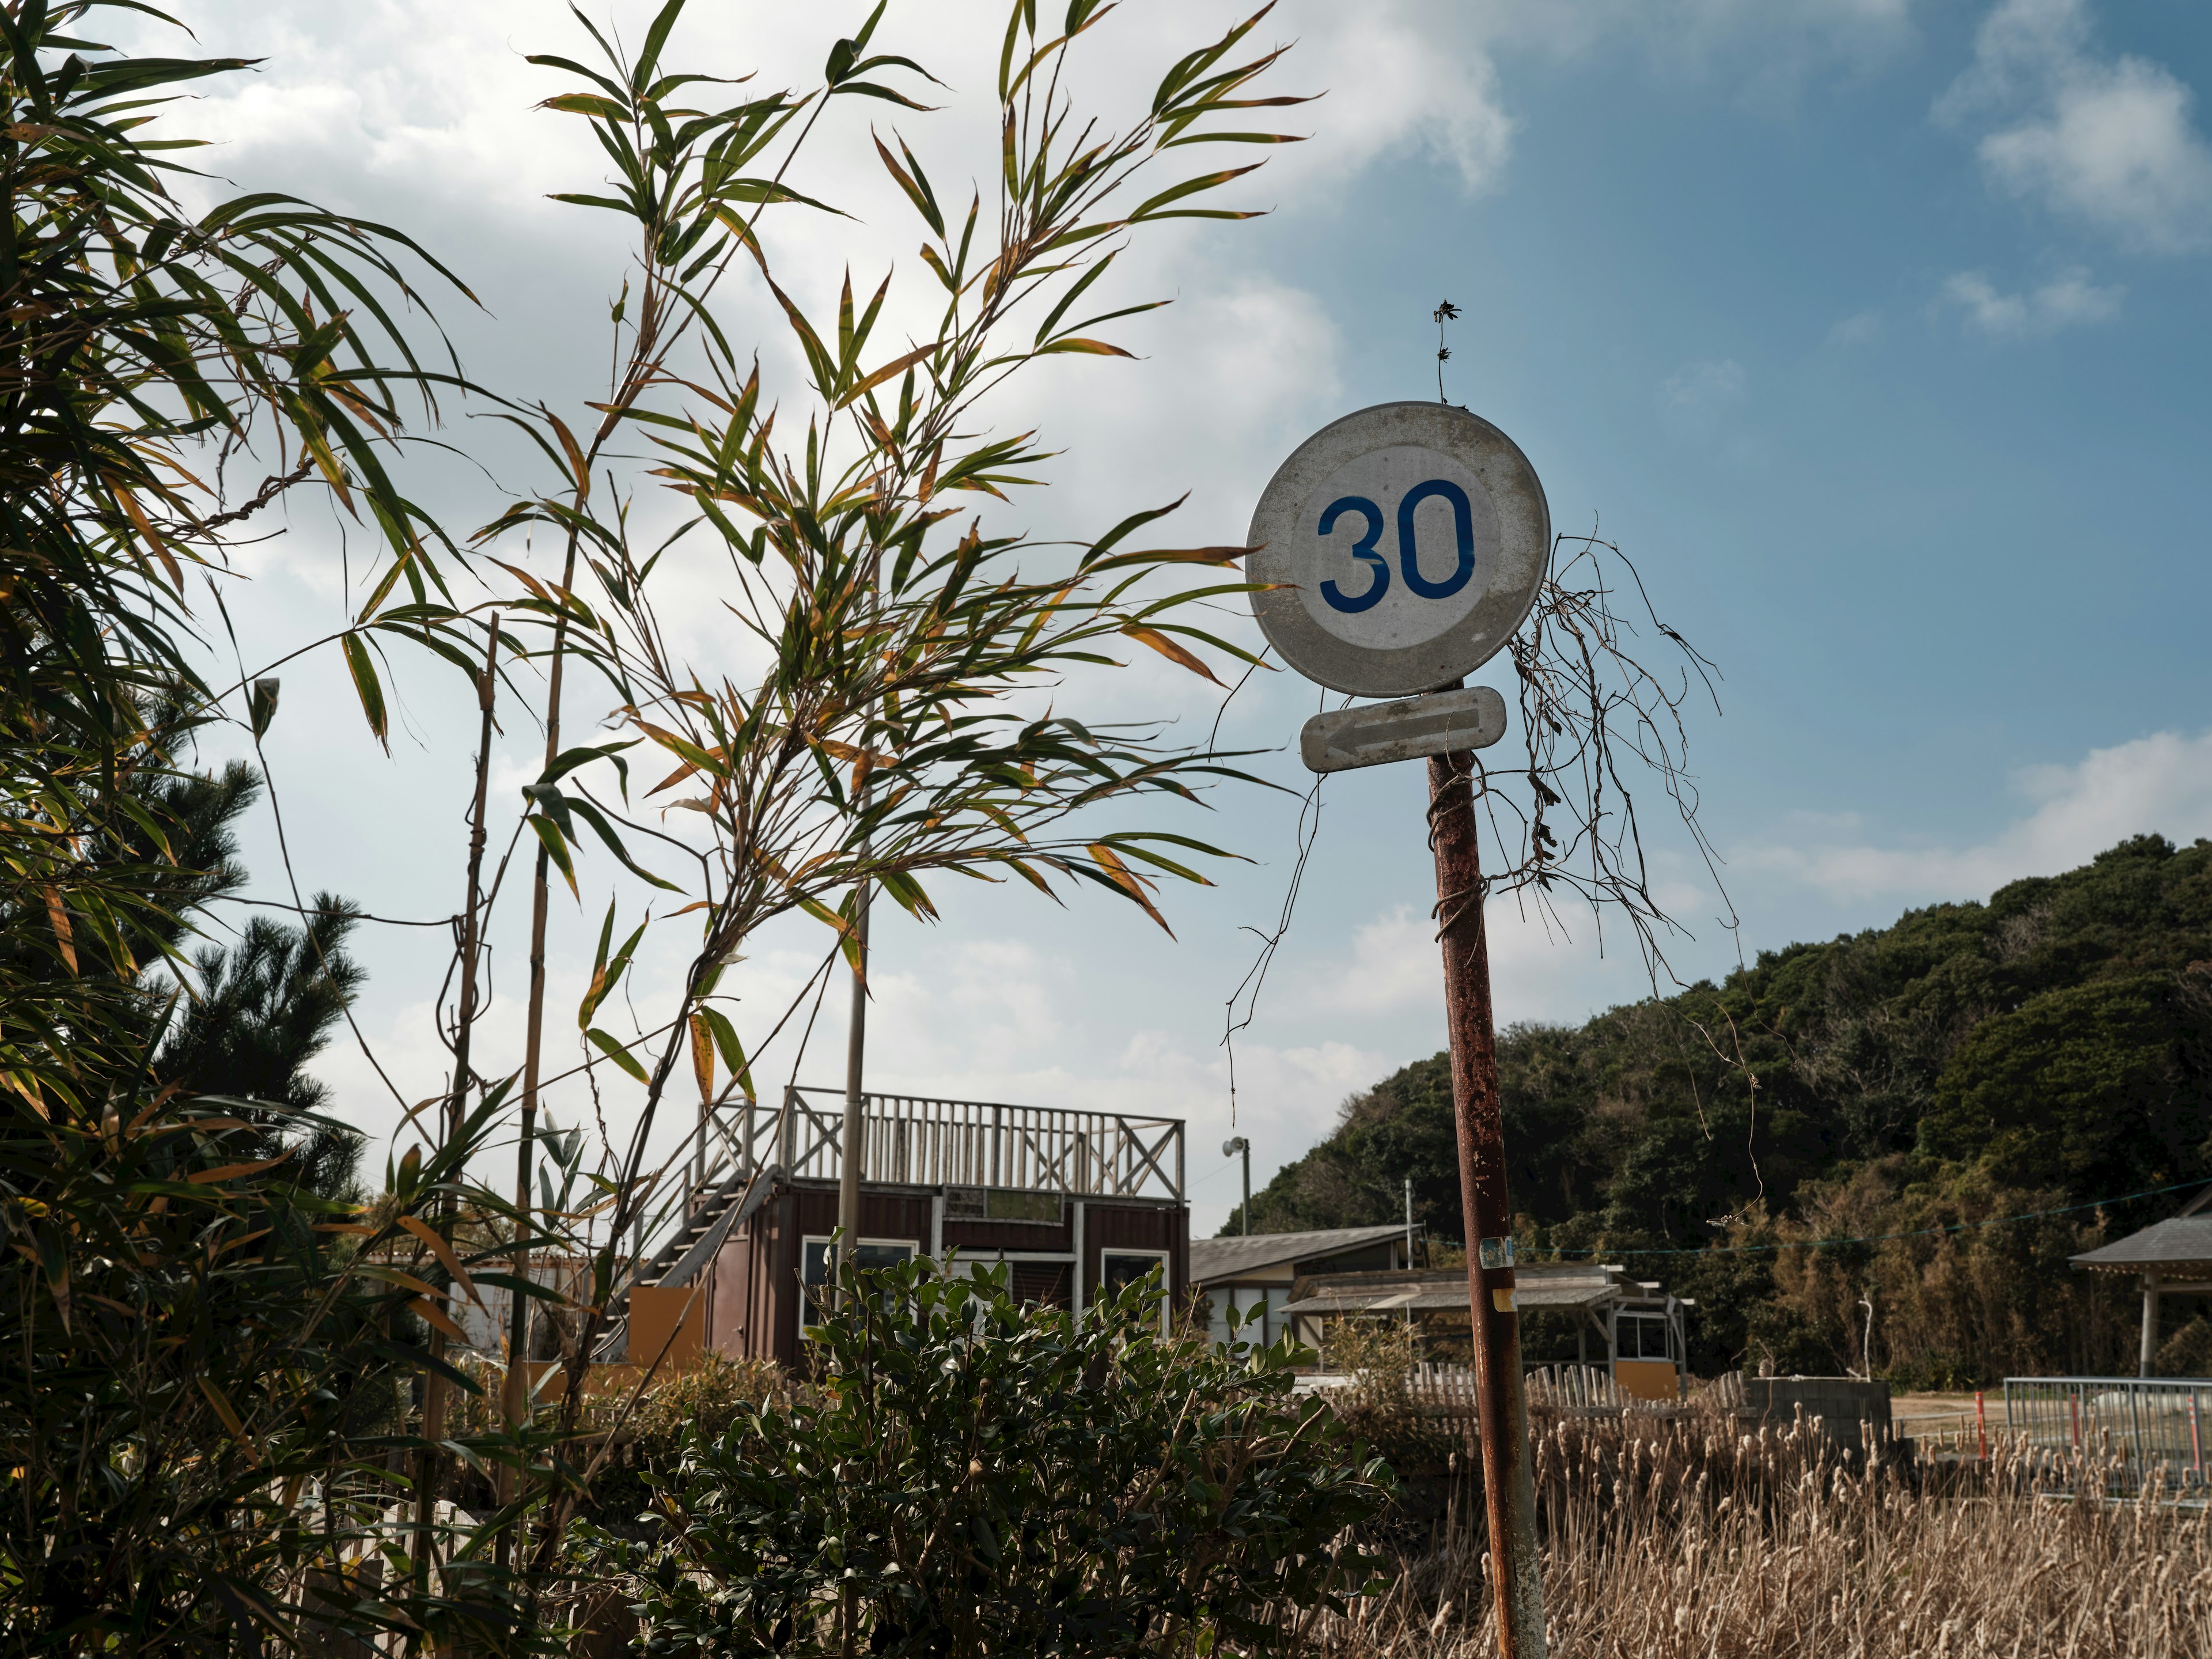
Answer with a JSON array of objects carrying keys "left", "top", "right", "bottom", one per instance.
[{"left": 1239, "top": 835, "right": 2212, "bottom": 1384}]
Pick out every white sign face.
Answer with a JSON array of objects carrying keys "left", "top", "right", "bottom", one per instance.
[
  {"left": 1299, "top": 685, "right": 1508, "bottom": 775},
  {"left": 1247, "top": 403, "right": 1550, "bottom": 698}
]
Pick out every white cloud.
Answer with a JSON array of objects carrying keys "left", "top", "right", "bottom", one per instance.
[
  {"left": 1830, "top": 309, "right": 1884, "bottom": 344},
  {"left": 1296, "top": 904, "right": 1437, "bottom": 1021},
  {"left": 1748, "top": 729, "right": 2212, "bottom": 902},
  {"left": 1658, "top": 358, "right": 1749, "bottom": 438},
  {"left": 1937, "top": 0, "right": 2212, "bottom": 253},
  {"left": 1941, "top": 266, "right": 2122, "bottom": 335},
  {"left": 1283, "top": 2, "right": 1517, "bottom": 191},
  {"left": 99, "top": 0, "right": 1958, "bottom": 1238}
]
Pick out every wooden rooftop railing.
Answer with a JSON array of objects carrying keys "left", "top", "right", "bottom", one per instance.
[{"left": 688, "top": 1086, "right": 1186, "bottom": 1205}]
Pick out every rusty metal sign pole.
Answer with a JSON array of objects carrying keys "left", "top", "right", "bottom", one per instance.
[
  {"left": 1428, "top": 742, "right": 1546, "bottom": 1659},
  {"left": 1244, "top": 400, "right": 1553, "bottom": 1657}
]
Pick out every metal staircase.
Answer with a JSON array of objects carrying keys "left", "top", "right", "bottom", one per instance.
[{"left": 595, "top": 1158, "right": 783, "bottom": 1361}]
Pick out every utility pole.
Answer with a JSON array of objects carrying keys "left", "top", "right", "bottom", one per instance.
[
  {"left": 1404, "top": 1176, "right": 1415, "bottom": 1267},
  {"left": 834, "top": 873, "right": 872, "bottom": 1298},
  {"left": 1223, "top": 1136, "right": 1251, "bottom": 1234}
]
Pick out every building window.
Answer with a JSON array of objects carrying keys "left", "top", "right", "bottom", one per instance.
[
  {"left": 1097, "top": 1249, "right": 1172, "bottom": 1335},
  {"left": 801, "top": 1237, "right": 917, "bottom": 1319},
  {"left": 1616, "top": 1312, "right": 1674, "bottom": 1362},
  {"left": 1204, "top": 1284, "right": 1278, "bottom": 1346}
]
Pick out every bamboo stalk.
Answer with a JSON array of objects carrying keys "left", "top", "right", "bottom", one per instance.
[{"left": 415, "top": 615, "right": 501, "bottom": 1602}]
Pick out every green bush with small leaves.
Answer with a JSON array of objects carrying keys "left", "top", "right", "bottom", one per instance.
[{"left": 582, "top": 1255, "right": 1391, "bottom": 1657}]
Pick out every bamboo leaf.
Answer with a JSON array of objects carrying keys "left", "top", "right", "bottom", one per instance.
[
  {"left": 1129, "top": 163, "right": 1264, "bottom": 222},
  {"left": 541, "top": 92, "right": 631, "bottom": 120},
  {"left": 397, "top": 1214, "right": 484, "bottom": 1307},
  {"left": 1035, "top": 337, "right": 1135, "bottom": 358},
  {"left": 526, "top": 813, "right": 581, "bottom": 900},
  {"left": 1120, "top": 622, "right": 1222, "bottom": 684},
  {"left": 1088, "top": 842, "right": 1176, "bottom": 937},
  {"left": 700, "top": 1007, "right": 756, "bottom": 1100},
  {"left": 586, "top": 1027, "right": 652, "bottom": 1084},
  {"left": 407, "top": 1296, "right": 469, "bottom": 1343},
  {"left": 688, "top": 1012, "right": 714, "bottom": 1102},
  {"left": 835, "top": 340, "right": 941, "bottom": 409},
  {"left": 340, "top": 632, "right": 389, "bottom": 751},
  {"left": 184, "top": 1154, "right": 292, "bottom": 1187},
  {"left": 196, "top": 1376, "right": 260, "bottom": 1464}
]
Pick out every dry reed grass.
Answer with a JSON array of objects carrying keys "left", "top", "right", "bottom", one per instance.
[{"left": 1305, "top": 1408, "right": 2212, "bottom": 1659}]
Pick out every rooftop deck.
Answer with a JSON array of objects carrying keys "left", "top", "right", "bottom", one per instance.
[
  {"left": 630, "top": 1088, "right": 1187, "bottom": 1312},
  {"left": 701, "top": 1085, "right": 1186, "bottom": 1202}
]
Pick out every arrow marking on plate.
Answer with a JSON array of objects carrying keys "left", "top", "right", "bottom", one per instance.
[{"left": 1300, "top": 685, "right": 1508, "bottom": 775}]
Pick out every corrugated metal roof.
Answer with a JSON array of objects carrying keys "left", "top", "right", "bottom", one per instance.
[
  {"left": 1281, "top": 1263, "right": 1630, "bottom": 1317},
  {"left": 1188, "top": 1224, "right": 1410, "bottom": 1282},
  {"left": 2071, "top": 1216, "right": 2212, "bottom": 1274}
]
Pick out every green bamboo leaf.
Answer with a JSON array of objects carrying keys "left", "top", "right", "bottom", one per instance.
[
  {"left": 832, "top": 81, "right": 935, "bottom": 111},
  {"left": 339, "top": 632, "right": 389, "bottom": 750},
  {"left": 699, "top": 1007, "right": 756, "bottom": 1100},
  {"left": 1128, "top": 162, "right": 1264, "bottom": 222},
  {"left": 635, "top": 0, "right": 688, "bottom": 87},
  {"left": 874, "top": 131, "right": 945, "bottom": 237},
  {"left": 525, "top": 812, "right": 580, "bottom": 900},
  {"left": 585, "top": 1028, "right": 651, "bottom": 1084}
]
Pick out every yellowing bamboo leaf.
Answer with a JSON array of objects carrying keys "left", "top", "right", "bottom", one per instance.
[
  {"left": 361, "top": 1266, "right": 443, "bottom": 1298},
  {"left": 647, "top": 757, "right": 702, "bottom": 794},
  {"left": 1120, "top": 623, "right": 1221, "bottom": 684},
  {"left": 196, "top": 1376, "right": 260, "bottom": 1464},
  {"left": 1035, "top": 338, "right": 1135, "bottom": 358},
  {"left": 408, "top": 1295, "right": 468, "bottom": 1343},
  {"left": 689, "top": 1012, "right": 714, "bottom": 1103},
  {"left": 700, "top": 1007, "right": 756, "bottom": 1101},
  {"left": 490, "top": 558, "right": 556, "bottom": 607},
  {"left": 548, "top": 411, "right": 591, "bottom": 496},
  {"left": 1089, "top": 843, "right": 1176, "bottom": 938},
  {"left": 835, "top": 340, "right": 941, "bottom": 410},
  {"left": 112, "top": 487, "right": 184, "bottom": 589},
  {"left": 185, "top": 1153, "right": 291, "bottom": 1186},
  {"left": 397, "top": 1214, "right": 483, "bottom": 1307},
  {"left": 40, "top": 887, "right": 75, "bottom": 975}
]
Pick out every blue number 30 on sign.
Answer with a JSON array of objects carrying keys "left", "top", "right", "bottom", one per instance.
[{"left": 1316, "top": 479, "right": 1478, "bottom": 613}]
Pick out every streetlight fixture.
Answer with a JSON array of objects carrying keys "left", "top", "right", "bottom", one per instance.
[{"left": 1222, "top": 1137, "right": 1251, "bottom": 1236}]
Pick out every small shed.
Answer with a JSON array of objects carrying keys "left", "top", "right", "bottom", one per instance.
[
  {"left": 2069, "top": 1183, "right": 2212, "bottom": 1376},
  {"left": 1280, "top": 1260, "right": 1695, "bottom": 1402},
  {"left": 1188, "top": 1224, "right": 1420, "bottom": 1349}
]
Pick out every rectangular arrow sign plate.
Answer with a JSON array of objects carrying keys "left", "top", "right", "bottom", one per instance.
[{"left": 1299, "top": 685, "right": 1508, "bottom": 774}]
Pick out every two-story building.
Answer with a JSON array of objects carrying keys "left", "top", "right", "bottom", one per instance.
[{"left": 623, "top": 1086, "right": 1191, "bottom": 1365}]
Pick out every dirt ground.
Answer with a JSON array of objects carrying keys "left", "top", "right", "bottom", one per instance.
[{"left": 1890, "top": 1389, "right": 1995, "bottom": 1446}]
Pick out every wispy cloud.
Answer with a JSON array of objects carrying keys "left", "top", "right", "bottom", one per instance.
[
  {"left": 1941, "top": 266, "right": 2122, "bottom": 335},
  {"left": 1830, "top": 309, "right": 1885, "bottom": 344},
  {"left": 1748, "top": 729, "right": 2212, "bottom": 903},
  {"left": 1658, "top": 358, "right": 1749, "bottom": 439},
  {"left": 1937, "top": 0, "right": 2212, "bottom": 254}
]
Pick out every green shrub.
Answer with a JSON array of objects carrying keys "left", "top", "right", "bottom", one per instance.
[{"left": 581, "top": 1255, "right": 1391, "bottom": 1657}]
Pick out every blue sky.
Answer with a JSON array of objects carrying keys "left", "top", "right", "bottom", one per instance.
[{"left": 138, "top": 1, "right": 2212, "bottom": 1235}]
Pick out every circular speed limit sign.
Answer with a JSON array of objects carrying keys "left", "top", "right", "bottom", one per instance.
[{"left": 1246, "top": 402, "right": 1550, "bottom": 698}]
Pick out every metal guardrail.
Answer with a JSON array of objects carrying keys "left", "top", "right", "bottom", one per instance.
[{"left": 2004, "top": 1376, "right": 2212, "bottom": 1486}]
